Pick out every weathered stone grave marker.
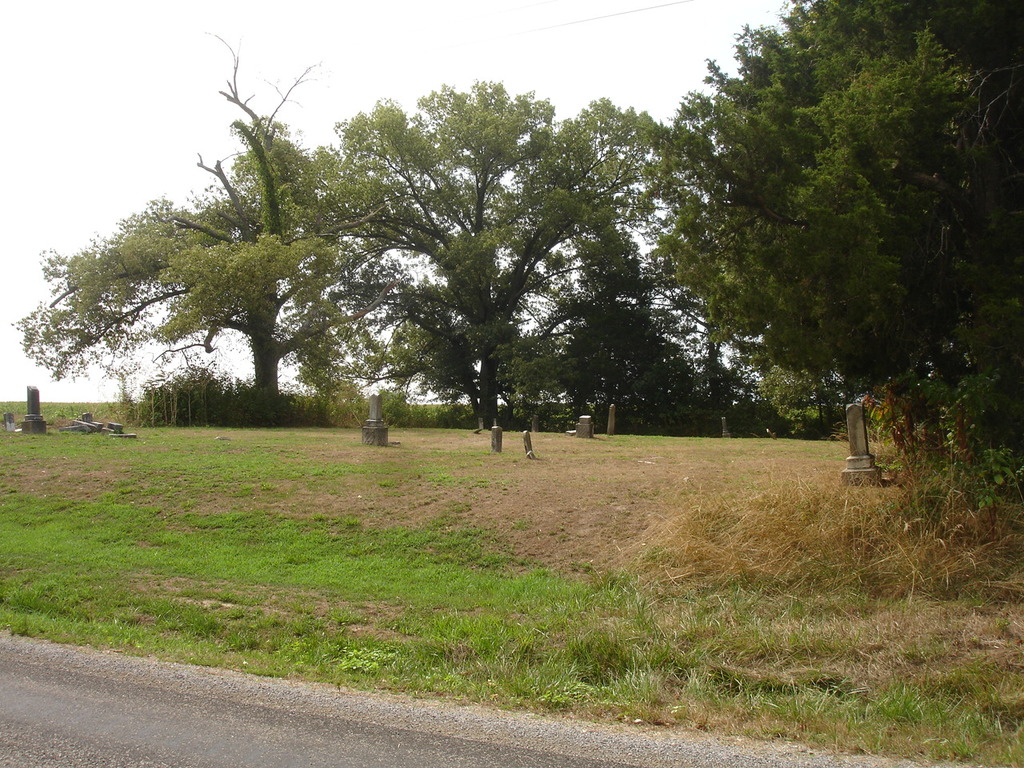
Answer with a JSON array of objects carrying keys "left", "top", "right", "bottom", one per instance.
[
  {"left": 3, "top": 413, "right": 15, "bottom": 432},
  {"left": 721, "top": 417, "right": 731, "bottom": 438},
  {"left": 522, "top": 430, "right": 537, "bottom": 460},
  {"left": 841, "top": 402, "right": 881, "bottom": 486},
  {"left": 60, "top": 414, "right": 132, "bottom": 436},
  {"left": 20, "top": 387, "right": 47, "bottom": 434},
  {"left": 575, "top": 415, "right": 594, "bottom": 439},
  {"left": 531, "top": 414, "right": 540, "bottom": 434},
  {"left": 361, "top": 393, "right": 389, "bottom": 447},
  {"left": 607, "top": 404, "right": 616, "bottom": 436},
  {"left": 491, "top": 425, "right": 503, "bottom": 453}
]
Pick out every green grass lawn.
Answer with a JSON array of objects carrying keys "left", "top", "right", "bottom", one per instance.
[{"left": 1, "top": 425, "right": 1021, "bottom": 765}]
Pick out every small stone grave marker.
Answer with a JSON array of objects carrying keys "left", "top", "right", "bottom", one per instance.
[
  {"left": 841, "top": 402, "right": 881, "bottom": 485},
  {"left": 575, "top": 415, "right": 594, "bottom": 439},
  {"left": 522, "top": 430, "right": 537, "bottom": 460},
  {"left": 491, "top": 426, "right": 503, "bottom": 453},
  {"left": 3, "top": 413, "right": 15, "bottom": 432},
  {"left": 607, "top": 404, "right": 616, "bottom": 436}
]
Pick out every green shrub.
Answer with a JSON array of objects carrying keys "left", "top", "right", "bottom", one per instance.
[{"left": 121, "top": 370, "right": 365, "bottom": 428}]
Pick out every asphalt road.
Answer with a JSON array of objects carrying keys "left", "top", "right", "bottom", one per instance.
[{"left": 0, "top": 634, "right": 960, "bottom": 768}]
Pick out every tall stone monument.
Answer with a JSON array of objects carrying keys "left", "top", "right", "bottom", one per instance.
[
  {"left": 841, "top": 402, "right": 881, "bottom": 485},
  {"left": 20, "top": 387, "right": 47, "bottom": 434},
  {"left": 361, "top": 393, "right": 389, "bottom": 447}
]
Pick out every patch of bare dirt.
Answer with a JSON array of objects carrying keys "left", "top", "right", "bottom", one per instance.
[{"left": 274, "top": 430, "right": 845, "bottom": 572}]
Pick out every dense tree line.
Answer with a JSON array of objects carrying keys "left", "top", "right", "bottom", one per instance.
[
  {"left": 21, "top": 2, "right": 1023, "bottom": 450},
  {"left": 654, "top": 0, "right": 1023, "bottom": 454}
]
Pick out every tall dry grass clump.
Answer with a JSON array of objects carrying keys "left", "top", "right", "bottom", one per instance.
[{"left": 639, "top": 469, "right": 1024, "bottom": 598}]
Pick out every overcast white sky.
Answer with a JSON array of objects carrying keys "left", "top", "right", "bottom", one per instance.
[{"left": 0, "top": 0, "right": 785, "bottom": 405}]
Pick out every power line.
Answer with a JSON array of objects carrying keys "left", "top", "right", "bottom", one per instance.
[
  {"left": 464, "top": 0, "right": 567, "bottom": 23},
  {"left": 500, "top": 0, "right": 568, "bottom": 11},
  {"left": 513, "top": 0, "right": 699, "bottom": 36}
]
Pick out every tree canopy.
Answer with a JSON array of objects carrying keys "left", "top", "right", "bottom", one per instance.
[
  {"left": 653, "top": 0, "right": 1024, "bottom": 449},
  {"left": 334, "top": 83, "right": 655, "bottom": 424},
  {"left": 20, "top": 59, "right": 390, "bottom": 397}
]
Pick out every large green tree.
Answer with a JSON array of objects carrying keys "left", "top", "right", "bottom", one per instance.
[
  {"left": 654, "top": 0, "right": 1024, "bottom": 448},
  {"left": 21, "top": 59, "right": 390, "bottom": 397},
  {"left": 335, "top": 83, "right": 654, "bottom": 425}
]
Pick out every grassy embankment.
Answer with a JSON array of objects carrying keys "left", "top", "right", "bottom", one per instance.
[{"left": 1, "top": 415, "right": 1021, "bottom": 765}]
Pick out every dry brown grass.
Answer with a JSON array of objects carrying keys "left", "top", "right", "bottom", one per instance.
[{"left": 636, "top": 469, "right": 1024, "bottom": 598}]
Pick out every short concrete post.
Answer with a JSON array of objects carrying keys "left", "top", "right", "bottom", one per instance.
[
  {"left": 531, "top": 414, "right": 540, "bottom": 433},
  {"left": 841, "top": 403, "right": 881, "bottom": 485},
  {"left": 575, "top": 415, "right": 594, "bottom": 439},
  {"left": 607, "top": 404, "right": 616, "bottom": 436},
  {"left": 21, "top": 386, "right": 47, "bottom": 434},
  {"left": 361, "top": 392, "right": 389, "bottom": 447},
  {"left": 491, "top": 426, "right": 503, "bottom": 453},
  {"left": 721, "top": 417, "right": 731, "bottom": 438}
]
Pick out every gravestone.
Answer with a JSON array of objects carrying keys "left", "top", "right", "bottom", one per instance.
[
  {"left": 20, "top": 386, "right": 47, "bottom": 434},
  {"left": 721, "top": 417, "right": 731, "bottom": 438},
  {"left": 531, "top": 414, "right": 540, "bottom": 434},
  {"left": 361, "top": 393, "right": 389, "bottom": 447},
  {"left": 58, "top": 424, "right": 92, "bottom": 433},
  {"left": 841, "top": 403, "right": 881, "bottom": 486},
  {"left": 522, "top": 430, "right": 537, "bottom": 459},
  {"left": 3, "top": 413, "right": 15, "bottom": 432},
  {"left": 491, "top": 426, "right": 503, "bottom": 453},
  {"left": 575, "top": 415, "right": 594, "bottom": 439},
  {"left": 607, "top": 404, "right": 617, "bottom": 436}
]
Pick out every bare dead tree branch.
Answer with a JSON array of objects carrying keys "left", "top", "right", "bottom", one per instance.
[
  {"left": 211, "top": 35, "right": 316, "bottom": 155},
  {"left": 266, "top": 65, "right": 318, "bottom": 129},
  {"left": 212, "top": 36, "right": 261, "bottom": 127},
  {"left": 196, "top": 155, "right": 254, "bottom": 240}
]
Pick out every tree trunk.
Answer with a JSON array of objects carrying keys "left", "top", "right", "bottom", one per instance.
[
  {"left": 478, "top": 355, "right": 501, "bottom": 428},
  {"left": 250, "top": 333, "right": 284, "bottom": 397}
]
